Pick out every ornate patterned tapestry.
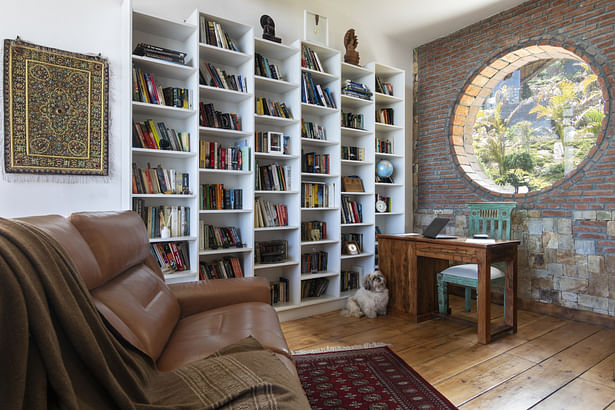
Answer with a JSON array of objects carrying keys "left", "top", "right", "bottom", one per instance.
[{"left": 3, "top": 39, "right": 108, "bottom": 176}]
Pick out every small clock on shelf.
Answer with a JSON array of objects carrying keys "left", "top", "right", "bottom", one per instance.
[{"left": 375, "top": 199, "right": 387, "bottom": 213}]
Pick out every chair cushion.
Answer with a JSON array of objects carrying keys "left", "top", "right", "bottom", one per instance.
[
  {"left": 440, "top": 263, "right": 505, "bottom": 280},
  {"left": 157, "top": 302, "right": 291, "bottom": 372}
]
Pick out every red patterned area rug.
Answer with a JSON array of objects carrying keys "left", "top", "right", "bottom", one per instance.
[{"left": 293, "top": 345, "right": 456, "bottom": 409}]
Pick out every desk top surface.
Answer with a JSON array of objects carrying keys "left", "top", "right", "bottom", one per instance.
[{"left": 377, "top": 233, "right": 520, "bottom": 248}]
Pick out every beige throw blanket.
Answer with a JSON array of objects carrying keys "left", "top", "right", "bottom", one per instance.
[{"left": 0, "top": 218, "right": 309, "bottom": 409}]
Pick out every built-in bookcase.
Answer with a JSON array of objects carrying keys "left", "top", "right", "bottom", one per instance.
[
  {"left": 125, "top": 7, "right": 406, "bottom": 319},
  {"left": 130, "top": 10, "right": 200, "bottom": 284},
  {"left": 366, "top": 62, "right": 406, "bottom": 269}
]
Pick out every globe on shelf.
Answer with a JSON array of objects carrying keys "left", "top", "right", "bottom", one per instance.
[{"left": 376, "top": 160, "right": 394, "bottom": 178}]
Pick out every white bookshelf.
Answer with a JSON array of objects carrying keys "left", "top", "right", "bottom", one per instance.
[
  {"left": 366, "top": 62, "right": 406, "bottom": 270},
  {"left": 129, "top": 10, "right": 200, "bottom": 284}
]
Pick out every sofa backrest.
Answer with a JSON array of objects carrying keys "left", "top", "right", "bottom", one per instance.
[{"left": 20, "top": 212, "right": 180, "bottom": 361}]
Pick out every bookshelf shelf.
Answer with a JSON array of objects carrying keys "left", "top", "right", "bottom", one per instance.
[
  {"left": 198, "top": 42, "right": 251, "bottom": 65},
  {"left": 133, "top": 10, "right": 196, "bottom": 40},
  {"left": 375, "top": 212, "right": 404, "bottom": 216},
  {"left": 254, "top": 226, "right": 299, "bottom": 232},
  {"left": 132, "top": 194, "right": 196, "bottom": 199},
  {"left": 375, "top": 152, "right": 404, "bottom": 159},
  {"left": 300, "top": 172, "right": 339, "bottom": 178},
  {"left": 301, "top": 102, "right": 339, "bottom": 116},
  {"left": 132, "top": 148, "right": 196, "bottom": 158},
  {"left": 341, "top": 160, "right": 373, "bottom": 166},
  {"left": 301, "top": 239, "right": 339, "bottom": 246},
  {"left": 374, "top": 92, "right": 403, "bottom": 104},
  {"left": 254, "top": 76, "right": 299, "bottom": 94},
  {"left": 341, "top": 62, "right": 373, "bottom": 76},
  {"left": 301, "top": 271, "right": 339, "bottom": 280},
  {"left": 198, "top": 168, "right": 251, "bottom": 175},
  {"left": 301, "top": 67, "right": 338, "bottom": 81},
  {"left": 132, "top": 55, "right": 196, "bottom": 79},
  {"left": 340, "top": 127, "right": 371, "bottom": 137},
  {"left": 132, "top": 101, "right": 196, "bottom": 118},
  {"left": 375, "top": 182, "right": 404, "bottom": 187},
  {"left": 375, "top": 122, "right": 403, "bottom": 132},
  {"left": 254, "top": 114, "right": 299, "bottom": 126},
  {"left": 301, "top": 207, "right": 339, "bottom": 211},
  {"left": 164, "top": 270, "right": 199, "bottom": 283},
  {"left": 341, "top": 252, "right": 374, "bottom": 260},
  {"left": 198, "top": 127, "right": 251, "bottom": 138},
  {"left": 254, "top": 190, "right": 299, "bottom": 195},
  {"left": 199, "top": 247, "right": 252, "bottom": 256},
  {"left": 341, "top": 191, "right": 374, "bottom": 196},
  {"left": 254, "top": 260, "right": 300, "bottom": 270},
  {"left": 254, "top": 38, "right": 298, "bottom": 59},
  {"left": 300, "top": 138, "right": 339, "bottom": 147},
  {"left": 341, "top": 94, "right": 373, "bottom": 108},
  {"left": 198, "top": 85, "right": 252, "bottom": 102},
  {"left": 341, "top": 222, "right": 373, "bottom": 227},
  {"left": 150, "top": 235, "right": 197, "bottom": 243},
  {"left": 199, "top": 209, "right": 251, "bottom": 214},
  {"left": 255, "top": 152, "right": 299, "bottom": 160}
]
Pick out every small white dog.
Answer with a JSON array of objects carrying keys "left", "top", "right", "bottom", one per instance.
[{"left": 341, "top": 271, "right": 389, "bottom": 318}]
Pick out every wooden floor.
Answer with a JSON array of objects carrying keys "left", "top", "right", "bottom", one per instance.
[{"left": 281, "top": 295, "right": 615, "bottom": 409}]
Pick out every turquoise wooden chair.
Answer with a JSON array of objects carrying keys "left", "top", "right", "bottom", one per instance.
[{"left": 437, "top": 202, "right": 516, "bottom": 314}]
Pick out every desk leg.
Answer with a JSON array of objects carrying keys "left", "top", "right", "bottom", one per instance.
[
  {"left": 505, "top": 252, "right": 518, "bottom": 332},
  {"left": 477, "top": 251, "right": 490, "bottom": 344}
]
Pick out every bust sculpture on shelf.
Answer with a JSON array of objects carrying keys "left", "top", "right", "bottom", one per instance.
[
  {"left": 260, "top": 15, "right": 281, "bottom": 43},
  {"left": 344, "top": 28, "right": 360, "bottom": 66}
]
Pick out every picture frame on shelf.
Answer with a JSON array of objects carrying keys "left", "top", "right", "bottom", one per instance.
[
  {"left": 267, "top": 131, "right": 283, "bottom": 154},
  {"left": 343, "top": 240, "right": 360, "bottom": 255},
  {"left": 304, "top": 10, "right": 328, "bottom": 46}
]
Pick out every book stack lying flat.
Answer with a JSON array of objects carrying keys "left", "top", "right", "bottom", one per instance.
[
  {"left": 134, "top": 43, "right": 186, "bottom": 65},
  {"left": 342, "top": 80, "right": 372, "bottom": 100}
]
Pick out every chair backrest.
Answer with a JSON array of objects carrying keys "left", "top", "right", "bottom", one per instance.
[{"left": 466, "top": 202, "right": 516, "bottom": 240}]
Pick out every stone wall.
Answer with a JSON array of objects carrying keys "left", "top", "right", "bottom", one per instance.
[{"left": 414, "top": 0, "right": 615, "bottom": 315}]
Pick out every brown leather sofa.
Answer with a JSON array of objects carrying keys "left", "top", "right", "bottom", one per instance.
[{"left": 21, "top": 210, "right": 299, "bottom": 377}]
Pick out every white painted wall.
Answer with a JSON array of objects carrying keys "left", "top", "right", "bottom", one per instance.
[
  {"left": 0, "top": 0, "right": 125, "bottom": 217},
  {"left": 0, "top": 0, "right": 413, "bottom": 223}
]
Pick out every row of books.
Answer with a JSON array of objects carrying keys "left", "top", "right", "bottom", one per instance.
[
  {"left": 254, "top": 197, "right": 288, "bottom": 228},
  {"left": 301, "top": 221, "right": 327, "bottom": 242},
  {"left": 199, "top": 17, "right": 240, "bottom": 52},
  {"left": 302, "top": 182, "right": 334, "bottom": 208},
  {"left": 132, "top": 66, "right": 191, "bottom": 108},
  {"left": 132, "top": 164, "right": 189, "bottom": 195},
  {"left": 134, "top": 43, "right": 186, "bottom": 65},
  {"left": 375, "top": 76, "right": 394, "bottom": 96},
  {"left": 255, "top": 97, "right": 293, "bottom": 119},
  {"left": 150, "top": 241, "right": 190, "bottom": 274},
  {"left": 342, "top": 233, "right": 364, "bottom": 252},
  {"left": 199, "top": 257, "right": 244, "bottom": 280},
  {"left": 132, "top": 120, "right": 189, "bottom": 152},
  {"left": 301, "top": 72, "right": 336, "bottom": 108},
  {"left": 132, "top": 201, "right": 190, "bottom": 238},
  {"left": 255, "top": 131, "right": 290, "bottom": 154},
  {"left": 376, "top": 138, "right": 393, "bottom": 154},
  {"left": 270, "top": 277, "right": 289, "bottom": 305},
  {"left": 255, "top": 53, "right": 283, "bottom": 80},
  {"left": 341, "top": 111, "right": 365, "bottom": 129},
  {"left": 377, "top": 108, "right": 395, "bottom": 125},
  {"left": 301, "top": 121, "right": 327, "bottom": 140},
  {"left": 302, "top": 152, "right": 330, "bottom": 174},
  {"left": 341, "top": 270, "right": 360, "bottom": 292},
  {"left": 199, "top": 102, "right": 242, "bottom": 130},
  {"left": 342, "top": 80, "right": 372, "bottom": 100},
  {"left": 199, "top": 140, "right": 249, "bottom": 171},
  {"left": 342, "top": 145, "right": 366, "bottom": 161},
  {"left": 199, "top": 184, "right": 243, "bottom": 210},
  {"left": 301, "top": 45, "right": 323, "bottom": 72},
  {"left": 199, "top": 223, "right": 244, "bottom": 250},
  {"left": 255, "top": 162, "right": 291, "bottom": 191},
  {"left": 199, "top": 61, "right": 247, "bottom": 92},
  {"left": 376, "top": 194, "right": 392, "bottom": 213},
  {"left": 255, "top": 240, "right": 288, "bottom": 264},
  {"left": 301, "top": 251, "right": 328, "bottom": 274},
  {"left": 301, "top": 278, "right": 329, "bottom": 298},
  {"left": 341, "top": 197, "right": 363, "bottom": 224}
]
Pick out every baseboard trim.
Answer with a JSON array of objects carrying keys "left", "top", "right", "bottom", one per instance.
[{"left": 519, "top": 299, "right": 615, "bottom": 329}]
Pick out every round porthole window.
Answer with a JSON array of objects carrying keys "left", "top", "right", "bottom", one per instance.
[{"left": 451, "top": 45, "right": 605, "bottom": 194}]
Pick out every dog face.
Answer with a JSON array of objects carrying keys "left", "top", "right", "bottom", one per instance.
[{"left": 363, "top": 271, "right": 387, "bottom": 293}]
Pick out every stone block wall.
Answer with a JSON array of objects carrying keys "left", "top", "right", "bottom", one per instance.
[{"left": 414, "top": 0, "right": 615, "bottom": 315}]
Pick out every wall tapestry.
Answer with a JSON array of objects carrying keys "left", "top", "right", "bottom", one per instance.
[{"left": 3, "top": 38, "right": 109, "bottom": 176}]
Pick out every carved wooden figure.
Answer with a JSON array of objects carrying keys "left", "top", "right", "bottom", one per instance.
[{"left": 344, "top": 29, "right": 360, "bottom": 65}]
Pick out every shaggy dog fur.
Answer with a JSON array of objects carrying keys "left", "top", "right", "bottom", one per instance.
[{"left": 341, "top": 271, "right": 389, "bottom": 318}]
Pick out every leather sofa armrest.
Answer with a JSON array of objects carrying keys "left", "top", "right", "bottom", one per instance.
[{"left": 169, "top": 277, "right": 270, "bottom": 317}]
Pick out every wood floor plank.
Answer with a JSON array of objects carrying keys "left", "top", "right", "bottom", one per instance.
[
  {"left": 579, "top": 351, "right": 615, "bottom": 388},
  {"left": 434, "top": 353, "right": 535, "bottom": 406},
  {"left": 530, "top": 378, "right": 615, "bottom": 410},
  {"left": 507, "top": 321, "right": 601, "bottom": 363},
  {"left": 462, "top": 329, "right": 615, "bottom": 409}
]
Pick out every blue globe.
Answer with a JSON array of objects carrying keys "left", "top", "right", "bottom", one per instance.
[{"left": 376, "top": 160, "right": 394, "bottom": 178}]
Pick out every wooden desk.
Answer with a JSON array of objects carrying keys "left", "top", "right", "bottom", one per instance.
[{"left": 377, "top": 234, "right": 519, "bottom": 344}]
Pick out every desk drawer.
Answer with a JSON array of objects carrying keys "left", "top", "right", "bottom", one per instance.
[{"left": 415, "top": 242, "right": 480, "bottom": 263}]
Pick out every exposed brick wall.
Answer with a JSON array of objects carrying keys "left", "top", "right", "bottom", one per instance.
[{"left": 414, "top": 0, "right": 615, "bottom": 314}]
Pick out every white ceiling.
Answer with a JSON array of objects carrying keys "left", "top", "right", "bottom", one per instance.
[{"left": 324, "top": 0, "right": 531, "bottom": 49}]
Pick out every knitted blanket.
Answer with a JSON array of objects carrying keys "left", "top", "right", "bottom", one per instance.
[{"left": 0, "top": 218, "right": 309, "bottom": 409}]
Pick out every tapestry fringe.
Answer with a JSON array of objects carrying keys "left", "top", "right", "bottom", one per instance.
[{"left": 292, "top": 342, "right": 390, "bottom": 355}]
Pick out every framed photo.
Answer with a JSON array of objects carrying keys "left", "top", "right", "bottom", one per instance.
[
  {"left": 343, "top": 240, "right": 360, "bottom": 255},
  {"left": 267, "top": 131, "right": 283, "bottom": 154},
  {"left": 304, "top": 10, "right": 328, "bottom": 46}
]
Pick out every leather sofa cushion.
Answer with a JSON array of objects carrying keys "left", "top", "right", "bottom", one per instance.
[{"left": 157, "top": 302, "right": 291, "bottom": 372}]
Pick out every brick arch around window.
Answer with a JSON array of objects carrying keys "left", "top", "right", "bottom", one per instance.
[{"left": 450, "top": 43, "right": 610, "bottom": 197}]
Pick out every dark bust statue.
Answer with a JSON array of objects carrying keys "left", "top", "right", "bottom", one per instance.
[{"left": 261, "top": 15, "right": 281, "bottom": 43}]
